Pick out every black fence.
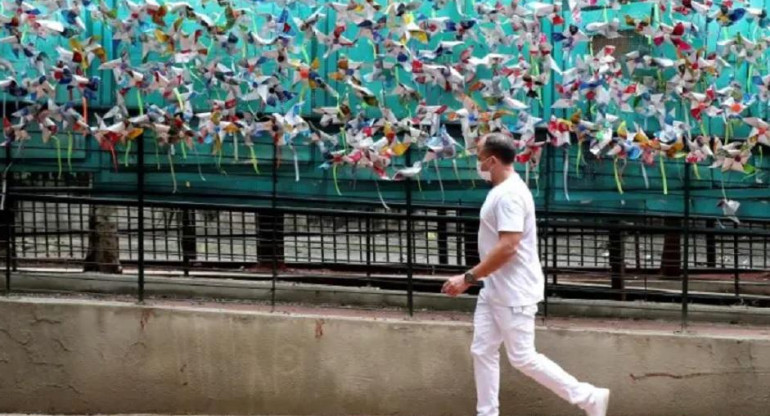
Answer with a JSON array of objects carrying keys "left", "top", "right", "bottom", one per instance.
[
  {"left": 3, "top": 173, "right": 770, "bottom": 321},
  {"left": 2, "top": 138, "right": 770, "bottom": 326}
]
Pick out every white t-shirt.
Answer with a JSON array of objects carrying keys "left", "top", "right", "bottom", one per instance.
[{"left": 477, "top": 172, "right": 544, "bottom": 307}]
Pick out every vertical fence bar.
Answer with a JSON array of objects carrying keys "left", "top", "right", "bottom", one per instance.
[
  {"left": 137, "top": 134, "right": 145, "bottom": 302},
  {"left": 365, "top": 216, "right": 372, "bottom": 278},
  {"left": 437, "top": 209, "right": 448, "bottom": 266},
  {"left": 734, "top": 222, "right": 740, "bottom": 297},
  {"left": 181, "top": 209, "right": 195, "bottom": 277},
  {"left": 271, "top": 142, "right": 278, "bottom": 310},
  {"left": 681, "top": 161, "right": 691, "bottom": 328},
  {"left": 405, "top": 147, "right": 414, "bottom": 316},
  {"left": 541, "top": 145, "right": 553, "bottom": 317},
  {"left": 3, "top": 140, "right": 11, "bottom": 293}
]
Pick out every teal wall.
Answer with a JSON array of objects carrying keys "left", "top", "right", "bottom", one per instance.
[{"left": 1, "top": 0, "right": 770, "bottom": 220}]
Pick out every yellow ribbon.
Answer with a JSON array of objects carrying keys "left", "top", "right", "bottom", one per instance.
[{"left": 659, "top": 153, "right": 668, "bottom": 195}]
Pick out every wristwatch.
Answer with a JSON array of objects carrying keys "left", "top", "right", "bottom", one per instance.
[{"left": 464, "top": 271, "right": 477, "bottom": 285}]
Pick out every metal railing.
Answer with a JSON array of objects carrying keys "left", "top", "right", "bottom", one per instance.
[{"left": 2, "top": 140, "right": 770, "bottom": 326}]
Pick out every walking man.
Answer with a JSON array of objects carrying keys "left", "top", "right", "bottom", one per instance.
[{"left": 442, "top": 133, "right": 611, "bottom": 416}]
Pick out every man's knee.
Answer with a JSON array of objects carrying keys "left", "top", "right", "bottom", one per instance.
[
  {"left": 508, "top": 351, "right": 540, "bottom": 371},
  {"left": 471, "top": 341, "right": 498, "bottom": 359}
]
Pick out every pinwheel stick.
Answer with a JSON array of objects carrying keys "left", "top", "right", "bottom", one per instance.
[
  {"left": 168, "top": 148, "right": 177, "bottom": 194},
  {"left": 452, "top": 159, "right": 461, "bottom": 181},
  {"left": 435, "top": 160, "right": 445, "bottom": 202},
  {"left": 292, "top": 146, "right": 300, "bottom": 182},
  {"left": 640, "top": 161, "right": 650, "bottom": 189},
  {"left": 192, "top": 145, "right": 207, "bottom": 182},
  {"left": 374, "top": 179, "right": 390, "bottom": 210},
  {"left": 82, "top": 96, "right": 88, "bottom": 123}
]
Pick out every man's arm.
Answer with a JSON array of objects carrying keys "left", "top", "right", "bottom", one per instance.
[
  {"left": 441, "top": 231, "right": 521, "bottom": 297},
  {"left": 469, "top": 231, "right": 522, "bottom": 279}
]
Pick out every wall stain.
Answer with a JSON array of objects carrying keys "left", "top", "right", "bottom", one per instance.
[
  {"left": 630, "top": 369, "right": 770, "bottom": 382},
  {"left": 140, "top": 309, "right": 154, "bottom": 331}
]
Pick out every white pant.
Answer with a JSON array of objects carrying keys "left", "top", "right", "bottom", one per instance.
[{"left": 471, "top": 301, "right": 598, "bottom": 416}]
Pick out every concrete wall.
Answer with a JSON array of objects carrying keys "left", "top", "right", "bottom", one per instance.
[{"left": 1, "top": 296, "right": 769, "bottom": 416}]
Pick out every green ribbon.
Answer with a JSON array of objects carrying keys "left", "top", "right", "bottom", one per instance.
[
  {"left": 332, "top": 164, "right": 342, "bottom": 196},
  {"left": 416, "top": 172, "right": 423, "bottom": 192},
  {"left": 575, "top": 142, "right": 583, "bottom": 177},
  {"left": 613, "top": 157, "right": 623, "bottom": 194},
  {"left": 136, "top": 89, "right": 144, "bottom": 116},
  {"left": 67, "top": 131, "right": 74, "bottom": 172},
  {"left": 53, "top": 136, "right": 62, "bottom": 179},
  {"left": 124, "top": 141, "right": 132, "bottom": 167},
  {"left": 249, "top": 146, "right": 260, "bottom": 175},
  {"left": 193, "top": 145, "right": 206, "bottom": 181},
  {"left": 154, "top": 138, "right": 160, "bottom": 170},
  {"left": 232, "top": 133, "right": 238, "bottom": 162}
]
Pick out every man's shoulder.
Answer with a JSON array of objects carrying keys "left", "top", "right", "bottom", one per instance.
[{"left": 499, "top": 178, "right": 531, "bottom": 200}]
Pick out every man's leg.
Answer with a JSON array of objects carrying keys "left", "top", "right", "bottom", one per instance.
[
  {"left": 471, "top": 301, "right": 504, "bottom": 416},
  {"left": 493, "top": 305, "right": 599, "bottom": 412}
]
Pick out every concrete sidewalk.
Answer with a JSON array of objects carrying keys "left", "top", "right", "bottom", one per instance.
[{"left": 4, "top": 268, "right": 770, "bottom": 325}]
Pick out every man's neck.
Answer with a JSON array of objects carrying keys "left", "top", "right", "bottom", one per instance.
[{"left": 491, "top": 167, "right": 514, "bottom": 186}]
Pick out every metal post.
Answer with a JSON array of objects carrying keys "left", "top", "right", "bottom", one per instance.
[
  {"left": 734, "top": 222, "right": 740, "bottom": 297},
  {"left": 609, "top": 225, "right": 626, "bottom": 300},
  {"left": 541, "top": 144, "right": 553, "bottom": 317},
  {"left": 137, "top": 134, "right": 145, "bottom": 302},
  {"left": 3, "top": 140, "right": 11, "bottom": 293},
  {"left": 181, "top": 209, "right": 195, "bottom": 277},
  {"left": 437, "top": 209, "right": 448, "bottom": 266},
  {"left": 706, "top": 219, "right": 716, "bottom": 268},
  {"left": 365, "top": 216, "right": 372, "bottom": 278},
  {"left": 681, "top": 160, "right": 691, "bottom": 328},
  {"left": 271, "top": 142, "right": 278, "bottom": 310},
  {"left": 405, "top": 147, "right": 414, "bottom": 316}
]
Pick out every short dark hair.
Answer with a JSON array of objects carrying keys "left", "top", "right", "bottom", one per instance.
[{"left": 480, "top": 133, "right": 516, "bottom": 165}]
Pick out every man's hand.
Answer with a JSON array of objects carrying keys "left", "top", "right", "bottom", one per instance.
[{"left": 441, "top": 275, "right": 470, "bottom": 297}]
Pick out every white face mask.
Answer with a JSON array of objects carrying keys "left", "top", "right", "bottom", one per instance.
[{"left": 476, "top": 159, "right": 492, "bottom": 182}]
